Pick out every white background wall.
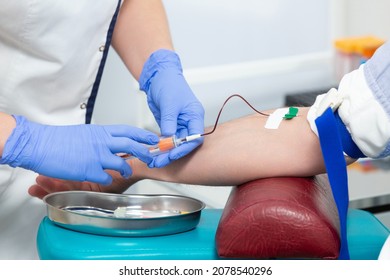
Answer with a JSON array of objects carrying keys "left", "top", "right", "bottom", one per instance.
[
  {"left": 93, "top": 0, "right": 390, "bottom": 208},
  {"left": 338, "top": 0, "right": 390, "bottom": 39},
  {"left": 95, "top": 0, "right": 334, "bottom": 127}
]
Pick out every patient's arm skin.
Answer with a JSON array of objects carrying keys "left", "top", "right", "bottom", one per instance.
[
  {"left": 130, "top": 107, "right": 327, "bottom": 186},
  {"left": 28, "top": 107, "right": 355, "bottom": 199},
  {"left": 0, "top": 112, "right": 17, "bottom": 156}
]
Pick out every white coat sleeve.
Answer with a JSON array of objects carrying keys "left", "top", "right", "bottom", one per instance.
[{"left": 307, "top": 41, "right": 390, "bottom": 158}]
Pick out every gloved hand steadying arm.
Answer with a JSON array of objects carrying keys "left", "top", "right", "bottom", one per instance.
[
  {"left": 0, "top": 115, "right": 159, "bottom": 185},
  {"left": 139, "top": 49, "right": 205, "bottom": 167}
]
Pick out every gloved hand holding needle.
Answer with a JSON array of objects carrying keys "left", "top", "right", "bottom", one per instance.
[
  {"left": 139, "top": 49, "right": 205, "bottom": 168},
  {"left": 0, "top": 113, "right": 160, "bottom": 185}
]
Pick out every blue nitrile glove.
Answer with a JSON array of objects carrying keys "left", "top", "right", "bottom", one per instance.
[
  {"left": 0, "top": 115, "right": 159, "bottom": 185},
  {"left": 139, "top": 49, "right": 205, "bottom": 167}
]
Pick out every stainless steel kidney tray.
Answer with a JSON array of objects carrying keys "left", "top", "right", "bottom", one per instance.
[{"left": 43, "top": 191, "right": 205, "bottom": 237}]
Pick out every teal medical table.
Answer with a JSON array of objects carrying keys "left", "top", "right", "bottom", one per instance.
[{"left": 37, "top": 208, "right": 389, "bottom": 260}]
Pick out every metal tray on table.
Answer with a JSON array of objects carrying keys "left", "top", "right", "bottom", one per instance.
[{"left": 43, "top": 191, "right": 205, "bottom": 237}]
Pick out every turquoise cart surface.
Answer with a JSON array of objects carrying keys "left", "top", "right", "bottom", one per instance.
[{"left": 37, "top": 208, "right": 389, "bottom": 260}]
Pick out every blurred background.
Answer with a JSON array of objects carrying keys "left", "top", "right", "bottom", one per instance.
[{"left": 93, "top": 0, "right": 390, "bottom": 224}]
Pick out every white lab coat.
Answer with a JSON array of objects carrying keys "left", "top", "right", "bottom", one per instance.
[{"left": 0, "top": 0, "right": 121, "bottom": 259}]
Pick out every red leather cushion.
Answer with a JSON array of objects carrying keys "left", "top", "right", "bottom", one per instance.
[{"left": 216, "top": 175, "right": 340, "bottom": 259}]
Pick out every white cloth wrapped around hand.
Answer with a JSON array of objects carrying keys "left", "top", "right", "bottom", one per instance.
[{"left": 307, "top": 64, "right": 390, "bottom": 159}]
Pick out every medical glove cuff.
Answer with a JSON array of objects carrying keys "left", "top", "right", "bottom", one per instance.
[{"left": 139, "top": 49, "right": 183, "bottom": 93}]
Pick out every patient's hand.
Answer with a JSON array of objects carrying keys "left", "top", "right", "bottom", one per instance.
[{"left": 29, "top": 170, "right": 137, "bottom": 199}]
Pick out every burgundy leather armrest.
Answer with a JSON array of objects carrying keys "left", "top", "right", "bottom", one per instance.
[{"left": 216, "top": 175, "right": 340, "bottom": 259}]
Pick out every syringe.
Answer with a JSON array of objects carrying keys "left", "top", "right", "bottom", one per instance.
[{"left": 119, "top": 134, "right": 202, "bottom": 160}]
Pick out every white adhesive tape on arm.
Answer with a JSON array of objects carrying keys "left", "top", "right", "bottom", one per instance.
[{"left": 264, "top": 108, "right": 289, "bottom": 129}]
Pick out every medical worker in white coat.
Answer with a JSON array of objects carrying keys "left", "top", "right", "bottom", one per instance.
[{"left": 0, "top": 0, "right": 204, "bottom": 259}]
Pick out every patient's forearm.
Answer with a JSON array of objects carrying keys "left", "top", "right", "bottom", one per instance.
[
  {"left": 129, "top": 108, "right": 333, "bottom": 186},
  {"left": 0, "top": 112, "right": 16, "bottom": 156}
]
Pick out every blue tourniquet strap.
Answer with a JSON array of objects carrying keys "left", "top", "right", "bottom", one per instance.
[
  {"left": 334, "top": 111, "right": 366, "bottom": 159},
  {"left": 315, "top": 108, "right": 350, "bottom": 260}
]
